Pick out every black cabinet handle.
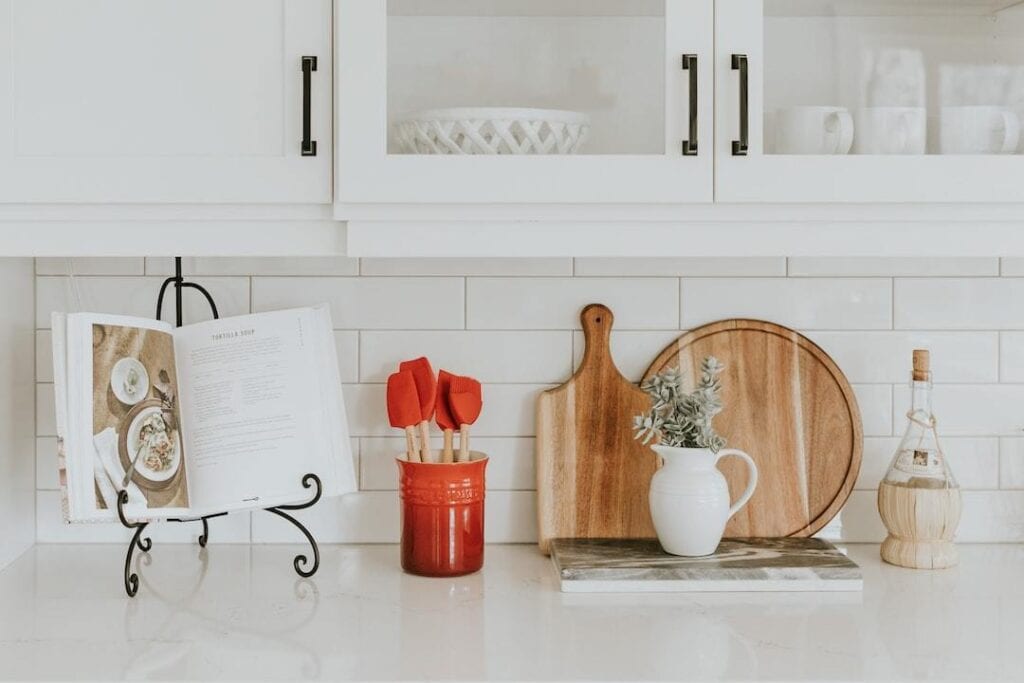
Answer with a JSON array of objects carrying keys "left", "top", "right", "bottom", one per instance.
[
  {"left": 301, "top": 56, "right": 318, "bottom": 157},
  {"left": 681, "top": 54, "right": 698, "bottom": 156},
  {"left": 731, "top": 54, "right": 749, "bottom": 156}
]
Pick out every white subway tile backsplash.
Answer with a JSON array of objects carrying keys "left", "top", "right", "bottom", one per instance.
[
  {"left": 467, "top": 278, "right": 679, "bottom": 330},
  {"left": 253, "top": 277, "right": 464, "bottom": 330},
  {"left": 788, "top": 258, "right": 998, "bottom": 277},
  {"left": 807, "top": 331, "right": 998, "bottom": 384},
  {"left": 857, "top": 437, "right": 999, "bottom": 490},
  {"left": 999, "top": 438, "right": 1024, "bottom": 489},
  {"left": 335, "top": 331, "right": 359, "bottom": 384},
  {"left": 999, "top": 332, "right": 1024, "bottom": 382},
  {"left": 35, "top": 330, "right": 52, "bottom": 383},
  {"left": 957, "top": 491, "right": 1024, "bottom": 542},
  {"left": 822, "top": 491, "right": 886, "bottom": 542},
  {"left": 36, "top": 437, "right": 58, "bottom": 490},
  {"left": 36, "top": 258, "right": 146, "bottom": 276},
  {"left": 894, "top": 384, "right": 1024, "bottom": 436},
  {"left": 342, "top": 384, "right": 384, "bottom": 437},
  {"left": 360, "top": 437, "right": 534, "bottom": 491},
  {"left": 360, "top": 331, "right": 572, "bottom": 384},
  {"left": 999, "top": 259, "right": 1024, "bottom": 276},
  {"left": 146, "top": 257, "right": 359, "bottom": 276},
  {"left": 895, "top": 278, "right": 1024, "bottom": 329},
  {"left": 574, "top": 258, "right": 786, "bottom": 277},
  {"left": 472, "top": 385, "right": 549, "bottom": 437},
  {"left": 361, "top": 258, "right": 571, "bottom": 276},
  {"left": 36, "top": 276, "right": 249, "bottom": 328},
  {"left": 852, "top": 385, "right": 893, "bottom": 437},
  {"left": 36, "top": 384, "right": 55, "bottom": 437},
  {"left": 31, "top": 258, "right": 1024, "bottom": 544},
  {"left": 681, "top": 279, "right": 892, "bottom": 330},
  {"left": 571, "top": 330, "right": 683, "bottom": 383}
]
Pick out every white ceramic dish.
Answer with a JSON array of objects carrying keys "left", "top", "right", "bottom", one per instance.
[
  {"left": 394, "top": 107, "right": 590, "bottom": 155},
  {"left": 110, "top": 357, "right": 149, "bottom": 406},
  {"left": 126, "top": 405, "right": 181, "bottom": 484}
]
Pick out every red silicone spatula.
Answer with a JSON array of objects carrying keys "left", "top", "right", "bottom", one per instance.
[
  {"left": 435, "top": 370, "right": 457, "bottom": 463},
  {"left": 399, "top": 357, "right": 436, "bottom": 463},
  {"left": 449, "top": 376, "right": 482, "bottom": 463},
  {"left": 387, "top": 370, "right": 422, "bottom": 461}
]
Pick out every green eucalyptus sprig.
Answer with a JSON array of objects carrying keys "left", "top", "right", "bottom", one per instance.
[{"left": 633, "top": 356, "right": 726, "bottom": 452}]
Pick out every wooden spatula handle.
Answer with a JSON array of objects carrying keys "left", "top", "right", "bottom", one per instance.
[
  {"left": 458, "top": 424, "right": 470, "bottom": 462},
  {"left": 442, "top": 429, "right": 454, "bottom": 463},
  {"left": 404, "top": 426, "right": 417, "bottom": 461},
  {"left": 418, "top": 421, "right": 432, "bottom": 463}
]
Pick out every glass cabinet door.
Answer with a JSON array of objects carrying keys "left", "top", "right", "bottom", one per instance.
[
  {"left": 716, "top": 0, "right": 1024, "bottom": 203},
  {"left": 336, "top": 0, "right": 713, "bottom": 207}
]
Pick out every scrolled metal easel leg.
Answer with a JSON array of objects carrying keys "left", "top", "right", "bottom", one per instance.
[
  {"left": 117, "top": 490, "right": 151, "bottom": 598},
  {"left": 265, "top": 474, "right": 323, "bottom": 578},
  {"left": 198, "top": 517, "right": 210, "bottom": 548}
]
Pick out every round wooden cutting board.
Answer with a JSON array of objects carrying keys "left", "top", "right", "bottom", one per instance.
[{"left": 643, "top": 320, "right": 862, "bottom": 538}]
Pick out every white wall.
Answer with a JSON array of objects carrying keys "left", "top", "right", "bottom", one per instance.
[
  {"left": 32, "top": 257, "right": 1024, "bottom": 545},
  {"left": 0, "top": 259, "right": 35, "bottom": 570}
]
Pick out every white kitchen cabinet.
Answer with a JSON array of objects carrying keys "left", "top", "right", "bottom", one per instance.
[
  {"left": 715, "top": 0, "right": 1024, "bottom": 203},
  {"left": 335, "top": 0, "right": 714, "bottom": 208},
  {"left": 0, "top": 0, "right": 332, "bottom": 204}
]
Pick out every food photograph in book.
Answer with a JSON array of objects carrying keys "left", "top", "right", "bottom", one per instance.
[{"left": 91, "top": 323, "right": 189, "bottom": 510}]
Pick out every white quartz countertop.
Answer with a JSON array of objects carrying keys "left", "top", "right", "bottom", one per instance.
[{"left": 1, "top": 543, "right": 1021, "bottom": 681}]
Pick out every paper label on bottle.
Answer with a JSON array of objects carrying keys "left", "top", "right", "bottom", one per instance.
[{"left": 893, "top": 449, "right": 943, "bottom": 476}]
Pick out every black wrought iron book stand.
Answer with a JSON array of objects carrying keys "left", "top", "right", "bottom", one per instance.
[{"left": 115, "top": 257, "right": 322, "bottom": 597}]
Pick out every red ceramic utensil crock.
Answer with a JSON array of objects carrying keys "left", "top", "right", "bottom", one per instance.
[{"left": 397, "top": 454, "right": 488, "bottom": 577}]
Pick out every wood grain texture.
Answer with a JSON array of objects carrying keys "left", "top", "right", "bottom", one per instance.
[
  {"left": 643, "top": 320, "right": 862, "bottom": 538},
  {"left": 536, "top": 304, "right": 658, "bottom": 554}
]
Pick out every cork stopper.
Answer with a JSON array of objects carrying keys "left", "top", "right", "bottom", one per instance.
[{"left": 912, "top": 349, "right": 930, "bottom": 381}]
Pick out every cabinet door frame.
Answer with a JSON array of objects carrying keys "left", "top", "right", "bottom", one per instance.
[
  {"left": 0, "top": 0, "right": 332, "bottom": 204},
  {"left": 714, "top": 0, "right": 1024, "bottom": 204},
  {"left": 335, "top": 0, "right": 714, "bottom": 206}
]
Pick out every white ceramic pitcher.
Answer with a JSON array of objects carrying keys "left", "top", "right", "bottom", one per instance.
[{"left": 649, "top": 446, "right": 758, "bottom": 557}]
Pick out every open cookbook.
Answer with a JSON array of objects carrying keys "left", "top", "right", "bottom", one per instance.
[{"left": 52, "top": 305, "right": 355, "bottom": 522}]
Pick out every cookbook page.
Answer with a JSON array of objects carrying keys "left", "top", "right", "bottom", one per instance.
[
  {"left": 64, "top": 313, "right": 190, "bottom": 521},
  {"left": 172, "top": 306, "right": 354, "bottom": 514}
]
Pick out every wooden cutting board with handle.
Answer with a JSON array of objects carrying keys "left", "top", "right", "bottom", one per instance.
[
  {"left": 643, "top": 319, "right": 862, "bottom": 538},
  {"left": 536, "top": 304, "right": 659, "bottom": 554}
]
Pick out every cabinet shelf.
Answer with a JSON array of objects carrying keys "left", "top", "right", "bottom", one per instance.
[
  {"left": 387, "top": 0, "right": 664, "bottom": 17},
  {"left": 766, "top": 0, "right": 1024, "bottom": 17}
]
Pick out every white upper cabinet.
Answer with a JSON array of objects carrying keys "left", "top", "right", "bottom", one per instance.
[
  {"left": 0, "top": 0, "right": 332, "bottom": 204},
  {"left": 716, "top": 0, "right": 1024, "bottom": 203},
  {"left": 335, "top": 0, "right": 714, "bottom": 208}
]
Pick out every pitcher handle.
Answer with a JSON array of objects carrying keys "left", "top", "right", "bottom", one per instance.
[{"left": 716, "top": 448, "right": 759, "bottom": 519}]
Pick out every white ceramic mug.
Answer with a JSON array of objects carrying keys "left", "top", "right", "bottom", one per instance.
[
  {"left": 853, "top": 107, "right": 926, "bottom": 154},
  {"left": 773, "top": 106, "right": 854, "bottom": 155},
  {"left": 940, "top": 106, "right": 1020, "bottom": 154}
]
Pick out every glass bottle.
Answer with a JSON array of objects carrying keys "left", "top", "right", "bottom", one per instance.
[{"left": 878, "top": 350, "right": 962, "bottom": 569}]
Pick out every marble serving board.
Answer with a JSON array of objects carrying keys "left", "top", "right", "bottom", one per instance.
[{"left": 551, "top": 538, "right": 863, "bottom": 593}]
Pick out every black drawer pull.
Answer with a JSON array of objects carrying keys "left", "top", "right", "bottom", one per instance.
[
  {"left": 301, "top": 56, "right": 318, "bottom": 157},
  {"left": 682, "top": 54, "right": 698, "bottom": 156},
  {"left": 731, "top": 54, "right": 749, "bottom": 156}
]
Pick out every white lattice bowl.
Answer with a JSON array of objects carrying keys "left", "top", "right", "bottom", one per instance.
[{"left": 395, "top": 107, "right": 591, "bottom": 155}]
